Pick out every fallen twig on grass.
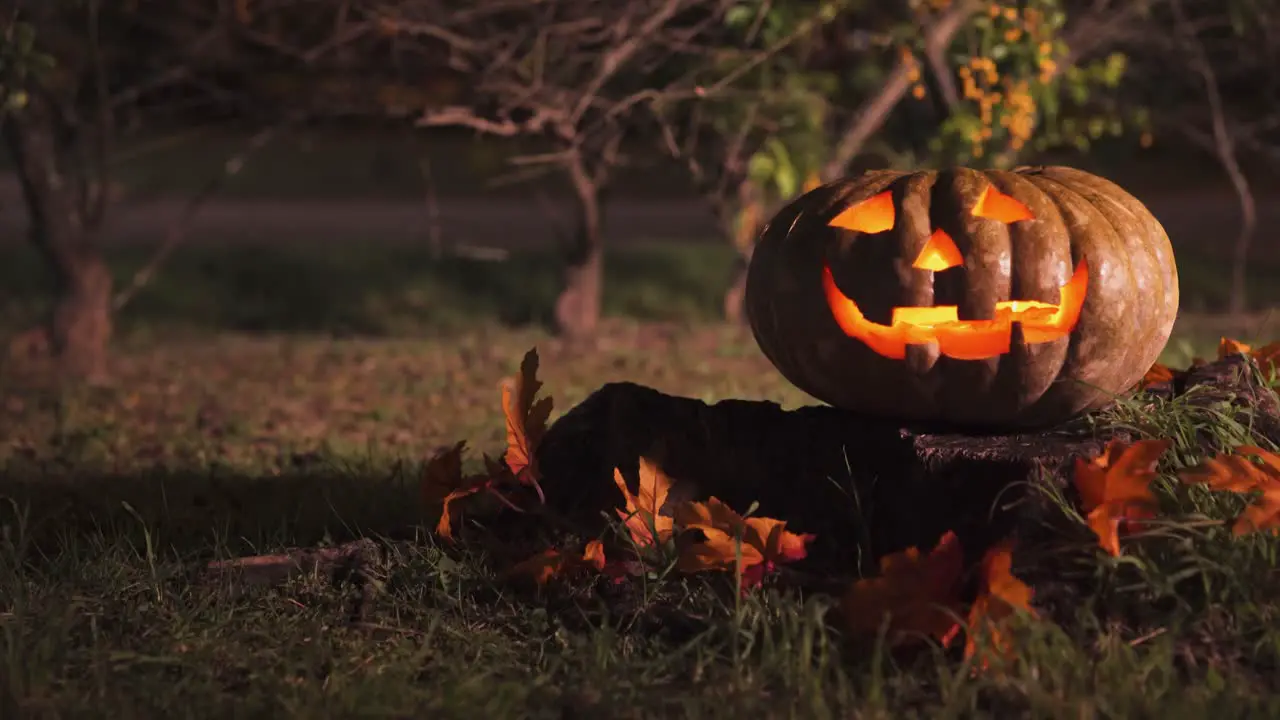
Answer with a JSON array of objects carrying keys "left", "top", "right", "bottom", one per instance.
[{"left": 202, "top": 537, "right": 380, "bottom": 588}]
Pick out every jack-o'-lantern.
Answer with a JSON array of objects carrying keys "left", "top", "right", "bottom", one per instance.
[{"left": 745, "top": 166, "right": 1178, "bottom": 429}]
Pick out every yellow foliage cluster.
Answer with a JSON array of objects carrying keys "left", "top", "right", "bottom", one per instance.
[{"left": 908, "top": 2, "right": 1063, "bottom": 161}]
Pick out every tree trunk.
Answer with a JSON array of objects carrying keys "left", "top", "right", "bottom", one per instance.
[
  {"left": 722, "top": 181, "right": 764, "bottom": 324},
  {"left": 3, "top": 92, "right": 113, "bottom": 381},
  {"left": 554, "top": 162, "right": 605, "bottom": 340},
  {"left": 1226, "top": 175, "right": 1256, "bottom": 315},
  {"left": 723, "top": 252, "right": 751, "bottom": 325}
]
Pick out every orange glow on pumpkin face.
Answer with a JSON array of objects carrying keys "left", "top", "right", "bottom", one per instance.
[{"left": 821, "top": 185, "right": 1088, "bottom": 361}]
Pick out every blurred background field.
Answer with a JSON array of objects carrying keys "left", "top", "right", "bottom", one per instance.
[
  {"left": 2, "top": 129, "right": 1277, "bottom": 334},
  {"left": 3, "top": 129, "right": 1279, "bottom": 474},
  {"left": 2, "top": 0, "right": 1280, "bottom": 473},
  {"left": 8, "top": 120, "right": 1269, "bottom": 473}
]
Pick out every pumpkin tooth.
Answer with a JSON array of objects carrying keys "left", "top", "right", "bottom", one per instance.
[{"left": 1009, "top": 320, "right": 1027, "bottom": 351}]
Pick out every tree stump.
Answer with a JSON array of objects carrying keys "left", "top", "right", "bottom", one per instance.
[{"left": 536, "top": 355, "right": 1279, "bottom": 572}]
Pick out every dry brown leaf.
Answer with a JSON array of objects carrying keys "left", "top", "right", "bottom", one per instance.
[
  {"left": 1219, "top": 336, "right": 1253, "bottom": 358},
  {"left": 506, "top": 549, "right": 564, "bottom": 586},
  {"left": 421, "top": 441, "right": 467, "bottom": 507},
  {"left": 614, "top": 457, "right": 675, "bottom": 547},
  {"left": 1139, "top": 363, "right": 1175, "bottom": 388},
  {"left": 421, "top": 348, "right": 557, "bottom": 540},
  {"left": 1072, "top": 440, "right": 1169, "bottom": 556},
  {"left": 1250, "top": 342, "right": 1280, "bottom": 376},
  {"left": 581, "top": 539, "right": 607, "bottom": 569},
  {"left": 1180, "top": 445, "right": 1280, "bottom": 535},
  {"left": 673, "top": 497, "right": 814, "bottom": 589},
  {"left": 838, "top": 531, "right": 964, "bottom": 644},
  {"left": 506, "top": 539, "right": 609, "bottom": 586},
  {"left": 1218, "top": 337, "right": 1280, "bottom": 375},
  {"left": 421, "top": 443, "right": 507, "bottom": 540},
  {"left": 943, "top": 538, "right": 1037, "bottom": 670},
  {"left": 501, "top": 348, "right": 553, "bottom": 494}
]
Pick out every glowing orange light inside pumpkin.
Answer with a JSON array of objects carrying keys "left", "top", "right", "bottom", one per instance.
[
  {"left": 821, "top": 183, "right": 1081, "bottom": 361},
  {"left": 822, "top": 257, "right": 1089, "bottom": 360},
  {"left": 912, "top": 229, "right": 964, "bottom": 271},
  {"left": 829, "top": 191, "right": 895, "bottom": 233},
  {"left": 971, "top": 185, "right": 1035, "bottom": 223}
]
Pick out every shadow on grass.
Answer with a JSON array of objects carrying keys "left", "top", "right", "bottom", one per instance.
[
  {"left": 0, "top": 464, "right": 424, "bottom": 558},
  {"left": 0, "top": 241, "right": 736, "bottom": 337}
]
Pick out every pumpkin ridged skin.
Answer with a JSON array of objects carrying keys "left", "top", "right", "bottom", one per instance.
[{"left": 745, "top": 166, "right": 1178, "bottom": 429}]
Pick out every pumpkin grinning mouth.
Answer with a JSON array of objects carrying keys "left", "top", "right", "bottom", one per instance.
[{"left": 821, "top": 257, "right": 1089, "bottom": 361}]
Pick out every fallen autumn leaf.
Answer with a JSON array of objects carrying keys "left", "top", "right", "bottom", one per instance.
[
  {"left": 1072, "top": 439, "right": 1170, "bottom": 556},
  {"left": 838, "top": 531, "right": 964, "bottom": 644}
]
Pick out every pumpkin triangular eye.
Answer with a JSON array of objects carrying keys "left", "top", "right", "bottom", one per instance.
[
  {"left": 972, "top": 185, "right": 1034, "bottom": 223},
  {"left": 912, "top": 229, "right": 963, "bottom": 271},
  {"left": 829, "top": 191, "right": 895, "bottom": 233}
]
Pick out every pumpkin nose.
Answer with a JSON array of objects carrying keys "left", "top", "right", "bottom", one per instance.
[{"left": 912, "top": 229, "right": 963, "bottom": 271}]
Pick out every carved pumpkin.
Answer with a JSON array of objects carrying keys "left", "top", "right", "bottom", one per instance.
[{"left": 745, "top": 166, "right": 1178, "bottom": 429}]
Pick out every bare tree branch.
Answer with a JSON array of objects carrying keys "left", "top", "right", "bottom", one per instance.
[
  {"left": 417, "top": 106, "right": 561, "bottom": 135},
  {"left": 920, "top": 4, "right": 960, "bottom": 111},
  {"left": 112, "top": 114, "right": 304, "bottom": 312},
  {"left": 84, "top": 0, "right": 113, "bottom": 230},
  {"left": 821, "top": 0, "right": 979, "bottom": 181},
  {"left": 569, "top": 0, "right": 689, "bottom": 124},
  {"left": 374, "top": 0, "right": 736, "bottom": 337},
  {"left": 1168, "top": 0, "right": 1256, "bottom": 315}
]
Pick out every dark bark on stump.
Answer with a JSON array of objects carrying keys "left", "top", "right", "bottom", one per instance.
[
  {"left": 1142, "top": 352, "right": 1280, "bottom": 446},
  {"left": 536, "top": 355, "right": 1279, "bottom": 573}
]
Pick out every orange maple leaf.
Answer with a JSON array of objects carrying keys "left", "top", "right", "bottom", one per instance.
[
  {"left": 943, "top": 538, "right": 1037, "bottom": 669},
  {"left": 1139, "top": 363, "right": 1175, "bottom": 388},
  {"left": 614, "top": 457, "right": 675, "bottom": 547},
  {"left": 1180, "top": 445, "right": 1280, "bottom": 536},
  {"left": 838, "top": 531, "right": 965, "bottom": 644},
  {"left": 1219, "top": 336, "right": 1253, "bottom": 359},
  {"left": 1072, "top": 440, "right": 1170, "bottom": 556},
  {"left": 421, "top": 444, "right": 511, "bottom": 540},
  {"left": 438, "top": 455, "right": 511, "bottom": 540},
  {"left": 673, "top": 497, "right": 815, "bottom": 589},
  {"left": 1218, "top": 337, "right": 1280, "bottom": 375},
  {"left": 507, "top": 539, "right": 609, "bottom": 586},
  {"left": 502, "top": 349, "right": 553, "bottom": 499},
  {"left": 1248, "top": 342, "right": 1280, "bottom": 377},
  {"left": 421, "top": 441, "right": 467, "bottom": 508}
]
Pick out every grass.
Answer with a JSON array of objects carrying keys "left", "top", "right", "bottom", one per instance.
[
  {"left": 2, "top": 339, "right": 1280, "bottom": 717},
  {"left": 0, "top": 241, "right": 736, "bottom": 339},
  {"left": 3, "top": 238, "right": 1280, "bottom": 717}
]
